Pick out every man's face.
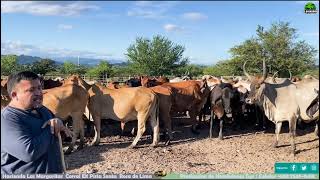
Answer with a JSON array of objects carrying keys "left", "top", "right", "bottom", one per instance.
[{"left": 11, "top": 79, "right": 43, "bottom": 110}]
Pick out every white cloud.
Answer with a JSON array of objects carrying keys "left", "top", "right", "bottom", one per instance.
[
  {"left": 1, "top": 40, "right": 113, "bottom": 59},
  {"left": 134, "top": 1, "right": 154, "bottom": 7},
  {"left": 128, "top": 1, "right": 177, "bottom": 19},
  {"left": 1, "top": 1, "right": 99, "bottom": 16},
  {"left": 182, "top": 12, "right": 208, "bottom": 21},
  {"left": 58, "top": 24, "right": 73, "bottom": 30},
  {"left": 163, "top": 24, "right": 184, "bottom": 32},
  {"left": 303, "top": 32, "right": 319, "bottom": 37}
]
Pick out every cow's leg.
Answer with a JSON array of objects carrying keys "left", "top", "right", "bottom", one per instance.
[
  {"left": 91, "top": 115, "right": 101, "bottom": 146},
  {"left": 78, "top": 117, "right": 85, "bottom": 150},
  {"left": 120, "top": 122, "right": 125, "bottom": 137},
  {"left": 129, "top": 113, "right": 147, "bottom": 148},
  {"left": 162, "top": 112, "right": 173, "bottom": 146},
  {"left": 209, "top": 111, "right": 214, "bottom": 138},
  {"left": 262, "top": 114, "right": 267, "bottom": 131},
  {"left": 254, "top": 105, "right": 260, "bottom": 128},
  {"left": 65, "top": 114, "right": 80, "bottom": 154},
  {"left": 273, "top": 122, "right": 282, "bottom": 148},
  {"left": 189, "top": 110, "right": 200, "bottom": 134},
  {"left": 289, "top": 117, "right": 296, "bottom": 155},
  {"left": 149, "top": 111, "right": 160, "bottom": 147},
  {"left": 218, "top": 118, "right": 223, "bottom": 140}
]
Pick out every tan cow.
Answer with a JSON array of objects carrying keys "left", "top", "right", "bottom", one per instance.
[
  {"left": 42, "top": 84, "right": 89, "bottom": 154},
  {"left": 87, "top": 84, "right": 160, "bottom": 148},
  {"left": 63, "top": 74, "right": 92, "bottom": 91}
]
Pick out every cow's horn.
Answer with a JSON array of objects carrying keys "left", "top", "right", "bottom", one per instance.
[
  {"left": 258, "top": 58, "right": 267, "bottom": 84},
  {"left": 243, "top": 60, "right": 253, "bottom": 82}
]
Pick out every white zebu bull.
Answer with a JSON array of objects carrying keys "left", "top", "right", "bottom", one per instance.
[{"left": 244, "top": 59, "right": 319, "bottom": 155}]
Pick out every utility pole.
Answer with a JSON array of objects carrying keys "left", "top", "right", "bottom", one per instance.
[{"left": 77, "top": 56, "right": 80, "bottom": 66}]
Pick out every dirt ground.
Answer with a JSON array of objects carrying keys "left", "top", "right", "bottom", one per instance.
[{"left": 64, "top": 117, "right": 319, "bottom": 174}]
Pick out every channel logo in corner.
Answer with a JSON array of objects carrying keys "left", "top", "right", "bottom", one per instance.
[{"left": 305, "top": 2, "right": 317, "bottom": 14}]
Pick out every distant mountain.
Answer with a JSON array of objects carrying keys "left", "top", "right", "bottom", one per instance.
[
  {"left": 16, "top": 55, "right": 42, "bottom": 64},
  {"left": 1, "top": 54, "right": 126, "bottom": 66}
]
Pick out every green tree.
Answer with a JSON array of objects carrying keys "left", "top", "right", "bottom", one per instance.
[
  {"left": 176, "top": 64, "right": 204, "bottom": 77},
  {"left": 206, "top": 21, "right": 317, "bottom": 77},
  {"left": 30, "top": 58, "right": 57, "bottom": 75},
  {"left": 1, "top": 55, "right": 22, "bottom": 75},
  {"left": 126, "top": 35, "right": 189, "bottom": 76},
  {"left": 59, "top": 62, "right": 79, "bottom": 75},
  {"left": 203, "top": 60, "right": 235, "bottom": 76},
  {"left": 85, "top": 61, "right": 113, "bottom": 79},
  {"left": 111, "top": 65, "right": 135, "bottom": 77}
]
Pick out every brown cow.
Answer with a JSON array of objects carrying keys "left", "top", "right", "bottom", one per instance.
[
  {"left": 140, "top": 76, "right": 169, "bottom": 88},
  {"left": 42, "top": 84, "right": 89, "bottom": 154},
  {"left": 87, "top": 84, "right": 160, "bottom": 148},
  {"left": 161, "top": 80, "right": 211, "bottom": 133},
  {"left": 156, "top": 76, "right": 169, "bottom": 83},
  {"left": 42, "top": 78, "right": 63, "bottom": 89},
  {"left": 106, "top": 81, "right": 121, "bottom": 89}
]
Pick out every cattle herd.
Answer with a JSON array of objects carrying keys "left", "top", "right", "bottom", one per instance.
[{"left": 1, "top": 59, "right": 319, "bottom": 162}]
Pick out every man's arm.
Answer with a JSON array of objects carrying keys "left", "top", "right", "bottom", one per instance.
[{"left": 1, "top": 116, "right": 53, "bottom": 163}]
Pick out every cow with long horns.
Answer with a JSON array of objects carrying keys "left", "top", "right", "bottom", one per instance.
[{"left": 244, "top": 58, "right": 319, "bottom": 155}]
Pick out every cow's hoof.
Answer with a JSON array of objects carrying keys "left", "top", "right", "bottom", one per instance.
[
  {"left": 151, "top": 144, "right": 158, "bottom": 148},
  {"left": 218, "top": 136, "right": 223, "bottom": 140},
  {"left": 128, "top": 145, "right": 136, "bottom": 149},
  {"left": 272, "top": 142, "right": 278, "bottom": 148},
  {"left": 90, "top": 142, "right": 99, "bottom": 146}
]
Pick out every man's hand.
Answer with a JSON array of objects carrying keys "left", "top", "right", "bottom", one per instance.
[{"left": 42, "top": 118, "right": 72, "bottom": 138}]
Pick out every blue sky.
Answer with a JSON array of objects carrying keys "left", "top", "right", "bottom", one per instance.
[{"left": 1, "top": 1, "right": 319, "bottom": 65}]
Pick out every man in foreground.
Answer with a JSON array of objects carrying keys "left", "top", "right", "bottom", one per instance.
[{"left": 1, "top": 71, "right": 72, "bottom": 174}]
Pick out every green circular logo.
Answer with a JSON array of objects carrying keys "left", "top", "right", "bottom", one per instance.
[{"left": 305, "top": 2, "right": 316, "bottom": 11}]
